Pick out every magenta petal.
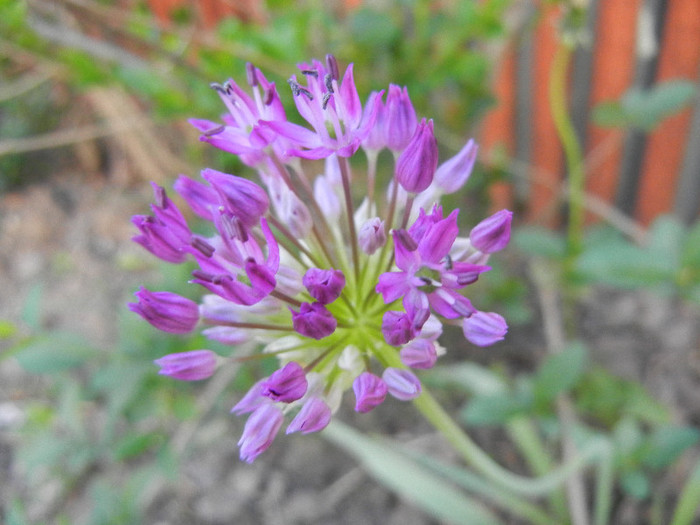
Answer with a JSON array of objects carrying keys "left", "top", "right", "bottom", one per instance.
[
  {"left": 463, "top": 311, "right": 508, "bottom": 346},
  {"left": 400, "top": 339, "right": 438, "bottom": 369},
  {"left": 238, "top": 404, "right": 284, "bottom": 463},
  {"left": 201, "top": 168, "right": 269, "bottom": 227},
  {"left": 470, "top": 209, "right": 513, "bottom": 254},
  {"left": 290, "top": 302, "right": 337, "bottom": 340},
  {"left": 353, "top": 372, "right": 388, "bottom": 413},
  {"left": 418, "top": 210, "right": 459, "bottom": 264},
  {"left": 395, "top": 118, "right": 438, "bottom": 193},
  {"left": 303, "top": 268, "right": 346, "bottom": 304},
  {"left": 286, "top": 397, "right": 332, "bottom": 434},
  {"left": 154, "top": 350, "right": 217, "bottom": 381},
  {"left": 381, "top": 311, "right": 416, "bottom": 346},
  {"left": 383, "top": 368, "right": 422, "bottom": 401},
  {"left": 261, "top": 361, "right": 308, "bottom": 403},
  {"left": 174, "top": 175, "right": 219, "bottom": 221},
  {"left": 376, "top": 272, "right": 411, "bottom": 303},
  {"left": 129, "top": 287, "right": 199, "bottom": 334},
  {"left": 428, "top": 289, "right": 476, "bottom": 319},
  {"left": 434, "top": 139, "right": 478, "bottom": 194}
]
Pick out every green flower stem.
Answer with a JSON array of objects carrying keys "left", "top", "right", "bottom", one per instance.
[
  {"left": 670, "top": 458, "right": 700, "bottom": 525},
  {"left": 593, "top": 443, "right": 614, "bottom": 525},
  {"left": 412, "top": 387, "right": 610, "bottom": 497},
  {"left": 549, "top": 42, "right": 585, "bottom": 265},
  {"left": 506, "top": 417, "right": 568, "bottom": 518}
]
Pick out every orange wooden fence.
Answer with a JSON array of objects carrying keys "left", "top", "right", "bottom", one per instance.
[{"left": 480, "top": 2, "right": 700, "bottom": 227}]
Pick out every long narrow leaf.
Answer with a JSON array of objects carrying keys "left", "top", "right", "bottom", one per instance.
[{"left": 323, "top": 421, "right": 503, "bottom": 525}]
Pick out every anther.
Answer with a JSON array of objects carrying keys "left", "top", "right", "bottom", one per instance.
[
  {"left": 325, "top": 54, "right": 339, "bottom": 81},
  {"left": 394, "top": 229, "right": 418, "bottom": 251},
  {"left": 154, "top": 185, "right": 167, "bottom": 209},
  {"left": 190, "top": 236, "right": 215, "bottom": 257},
  {"left": 192, "top": 269, "right": 216, "bottom": 283},
  {"left": 263, "top": 86, "right": 274, "bottom": 106},
  {"left": 444, "top": 254, "right": 453, "bottom": 271},
  {"left": 322, "top": 92, "right": 332, "bottom": 110},
  {"left": 301, "top": 69, "right": 318, "bottom": 78},
  {"left": 287, "top": 79, "right": 313, "bottom": 100},
  {"left": 245, "top": 62, "right": 258, "bottom": 87},
  {"left": 324, "top": 73, "right": 334, "bottom": 93},
  {"left": 209, "top": 82, "right": 227, "bottom": 94},
  {"left": 202, "top": 124, "right": 226, "bottom": 137}
]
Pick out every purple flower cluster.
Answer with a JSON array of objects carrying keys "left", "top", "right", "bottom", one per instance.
[{"left": 129, "top": 55, "right": 512, "bottom": 462}]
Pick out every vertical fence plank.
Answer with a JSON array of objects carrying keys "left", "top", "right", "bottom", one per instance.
[
  {"left": 585, "top": 0, "right": 641, "bottom": 223},
  {"left": 635, "top": 0, "right": 700, "bottom": 225},
  {"left": 482, "top": 46, "right": 517, "bottom": 213},
  {"left": 526, "top": 5, "right": 563, "bottom": 227}
]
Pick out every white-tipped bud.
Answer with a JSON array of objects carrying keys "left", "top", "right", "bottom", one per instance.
[{"left": 358, "top": 217, "right": 386, "bottom": 255}]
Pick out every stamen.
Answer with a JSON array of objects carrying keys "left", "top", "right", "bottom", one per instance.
[
  {"left": 209, "top": 82, "right": 227, "bottom": 94},
  {"left": 325, "top": 54, "right": 339, "bottom": 81},
  {"left": 190, "top": 236, "right": 215, "bottom": 257},
  {"left": 301, "top": 69, "right": 318, "bottom": 78},
  {"left": 444, "top": 254, "right": 453, "bottom": 270},
  {"left": 154, "top": 185, "right": 166, "bottom": 209},
  {"left": 322, "top": 92, "right": 332, "bottom": 110},
  {"left": 324, "top": 73, "right": 334, "bottom": 93},
  {"left": 288, "top": 79, "right": 313, "bottom": 100},
  {"left": 220, "top": 214, "right": 248, "bottom": 242},
  {"left": 191, "top": 269, "right": 216, "bottom": 282},
  {"left": 263, "top": 86, "right": 274, "bottom": 106},
  {"left": 394, "top": 229, "right": 418, "bottom": 251},
  {"left": 245, "top": 62, "right": 258, "bottom": 87},
  {"left": 202, "top": 124, "right": 226, "bottom": 137},
  {"left": 222, "top": 80, "right": 234, "bottom": 94}
]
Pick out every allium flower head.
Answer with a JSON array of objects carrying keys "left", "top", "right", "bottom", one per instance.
[{"left": 131, "top": 55, "right": 511, "bottom": 461}]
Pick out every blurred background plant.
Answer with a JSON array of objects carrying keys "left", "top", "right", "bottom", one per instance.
[{"left": 1, "top": 0, "right": 700, "bottom": 524}]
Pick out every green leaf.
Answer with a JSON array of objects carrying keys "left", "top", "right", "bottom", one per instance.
[
  {"left": 621, "top": 470, "right": 650, "bottom": 499},
  {"left": 593, "top": 80, "right": 697, "bottom": 131},
  {"left": 113, "top": 432, "right": 162, "bottom": 461},
  {"left": 533, "top": 341, "right": 588, "bottom": 406},
  {"left": 576, "top": 238, "right": 674, "bottom": 289},
  {"left": 21, "top": 283, "right": 43, "bottom": 330},
  {"left": 424, "top": 362, "right": 506, "bottom": 396},
  {"left": 323, "top": 421, "right": 503, "bottom": 525},
  {"left": 14, "top": 332, "right": 94, "bottom": 374},
  {"left": 462, "top": 391, "right": 532, "bottom": 425},
  {"left": 646, "top": 215, "right": 686, "bottom": 272},
  {"left": 513, "top": 227, "right": 567, "bottom": 259},
  {"left": 681, "top": 220, "right": 700, "bottom": 269},
  {"left": 642, "top": 426, "right": 700, "bottom": 470}
]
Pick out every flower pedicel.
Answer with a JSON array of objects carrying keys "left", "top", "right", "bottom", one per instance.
[{"left": 130, "top": 55, "right": 512, "bottom": 463}]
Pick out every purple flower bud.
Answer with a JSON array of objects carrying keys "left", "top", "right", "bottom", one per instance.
[
  {"left": 434, "top": 139, "right": 478, "bottom": 194},
  {"left": 400, "top": 339, "right": 438, "bottom": 369},
  {"left": 302, "top": 268, "right": 346, "bottom": 304},
  {"left": 290, "top": 302, "right": 337, "bottom": 340},
  {"left": 381, "top": 311, "right": 416, "bottom": 346},
  {"left": 395, "top": 118, "right": 438, "bottom": 194},
  {"left": 384, "top": 85, "right": 417, "bottom": 152},
  {"left": 201, "top": 168, "right": 269, "bottom": 227},
  {"left": 361, "top": 91, "right": 386, "bottom": 151},
  {"left": 353, "top": 372, "right": 388, "bottom": 413},
  {"left": 469, "top": 210, "right": 513, "bottom": 254},
  {"left": 382, "top": 368, "right": 422, "bottom": 401},
  {"left": 154, "top": 350, "right": 217, "bottom": 381},
  {"left": 261, "top": 361, "right": 308, "bottom": 403},
  {"left": 463, "top": 311, "right": 508, "bottom": 347},
  {"left": 286, "top": 397, "right": 332, "bottom": 434},
  {"left": 358, "top": 217, "right": 386, "bottom": 255},
  {"left": 238, "top": 404, "right": 284, "bottom": 463},
  {"left": 128, "top": 287, "right": 199, "bottom": 334}
]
